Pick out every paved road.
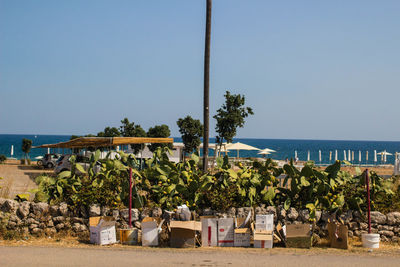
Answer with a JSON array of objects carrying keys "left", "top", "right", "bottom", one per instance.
[{"left": 1, "top": 246, "right": 399, "bottom": 267}]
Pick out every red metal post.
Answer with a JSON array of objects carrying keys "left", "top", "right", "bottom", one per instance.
[
  {"left": 366, "top": 169, "right": 371, "bottom": 234},
  {"left": 129, "top": 168, "right": 132, "bottom": 228}
]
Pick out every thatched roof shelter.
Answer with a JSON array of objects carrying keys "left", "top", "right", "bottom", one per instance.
[{"left": 33, "top": 137, "right": 173, "bottom": 149}]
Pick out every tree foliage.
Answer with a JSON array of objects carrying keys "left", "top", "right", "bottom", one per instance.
[
  {"left": 147, "top": 124, "right": 172, "bottom": 152},
  {"left": 214, "top": 91, "right": 253, "bottom": 147},
  {"left": 177, "top": 116, "right": 203, "bottom": 155},
  {"left": 119, "top": 118, "right": 147, "bottom": 154},
  {"left": 97, "top": 127, "right": 121, "bottom": 137}
]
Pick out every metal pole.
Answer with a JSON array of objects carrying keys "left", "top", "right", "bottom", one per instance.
[
  {"left": 202, "top": 0, "right": 212, "bottom": 172},
  {"left": 365, "top": 169, "right": 371, "bottom": 234},
  {"left": 129, "top": 168, "right": 132, "bottom": 228}
]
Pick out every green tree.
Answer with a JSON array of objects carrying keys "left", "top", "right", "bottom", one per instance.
[
  {"left": 119, "top": 118, "right": 147, "bottom": 154},
  {"left": 147, "top": 124, "right": 172, "bottom": 152},
  {"left": 97, "top": 127, "right": 121, "bottom": 137},
  {"left": 0, "top": 154, "right": 7, "bottom": 164},
  {"left": 22, "top": 138, "right": 32, "bottom": 161},
  {"left": 213, "top": 91, "right": 254, "bottom": 149},
  {"left": 177, "top": 116, "right": 203, "bottom": 156}
]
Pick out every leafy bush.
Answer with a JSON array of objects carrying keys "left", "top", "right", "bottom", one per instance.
[
  {"left": 0, "top": 154, "right": 6, "bottom": 164},
  {"left": 32, "top": 148, "right": 399, "bottom": 216}
]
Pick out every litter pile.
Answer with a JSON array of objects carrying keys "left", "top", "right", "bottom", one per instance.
[{"left": 88, "top": 205, "right": 346, "bottom": 249}]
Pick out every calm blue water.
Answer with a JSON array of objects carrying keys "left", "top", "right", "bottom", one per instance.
[{"left": 1, "top": 134, "right": 399, "bottom": 164}]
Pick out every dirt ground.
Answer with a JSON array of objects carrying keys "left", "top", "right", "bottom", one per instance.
[
  {"left": 0, "top": 162, "right": 53, "bottom": 200},
  {"left": 1, "top": 237, "right": 400, "bottom": 267}
]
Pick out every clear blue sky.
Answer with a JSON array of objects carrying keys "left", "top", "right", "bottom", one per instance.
[{"left": 1, "top": 0, "right": 400, "bottom": 141}]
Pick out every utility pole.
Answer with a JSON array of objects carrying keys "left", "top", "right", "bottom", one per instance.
[{"left": 203, "top": 0, "right": 212, "bottom": 172}]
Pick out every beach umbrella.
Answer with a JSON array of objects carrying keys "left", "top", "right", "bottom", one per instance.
[
  {"left": 257, "top": 151, "right": 271, "bottom": 158},
  {"left": 335, "top": 150, "right": 338, "bottom": 161},
  {"left": 47, "top": 148, "right": 50, "bottom": 154},
  {"left": 260, "top": 147, "right": 276, "bottom": 153},
  {"left": 348, "top": 150, "right": 351, "bottom": 162},
  {"left": 11, "top": 145, "right": 14, "bottom": 157},
  {"left": 307, "top": 150, "right": 310, "bottom": 161},
  {"left": 318, "top": 150, "right": 321, "bottom": 162},
  {"left": 344, "top": 150, "right": 347, "bottom": 161},
  {"left": 366, "top": 151, "right": 369, "bottom": 162},
  {"left": 352, "top": 151, "right": 354, "bottom": 161},
  {"left": 294, "top": 150, "right": 297, "bottom": 159},
  {"left": 259, "top": 148, "right": 276, "bottom": 154},
  {"left": 374, "top": 150, "right": 377, "bottom": 163},
  {"left": 377, "top": 151, "right": 392, "bottom": 163},
  {"left": 329, "top": 151, "right": 332, "bottom": 161},
  {"left": 225, "top": 142, "right": 260, "bottom": 158},
  {"left": 359, "top": 150, "right": 361, "bottom": 162}
]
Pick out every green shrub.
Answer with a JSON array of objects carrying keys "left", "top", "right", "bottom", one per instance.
[
  {"left": 31, "top": 148, "right": 400, "bottom": 216},
  {"left": 0, "top": 154, "right": 6, "bottom": 164}
]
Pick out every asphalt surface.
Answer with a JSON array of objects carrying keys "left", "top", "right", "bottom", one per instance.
[{"left": 1, "top": 246, "right": 400, "bottom": 267}]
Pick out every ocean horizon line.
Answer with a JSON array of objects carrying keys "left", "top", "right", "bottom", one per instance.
[{"left": 1, "top": 133, "right": 400, "bottom": 143}]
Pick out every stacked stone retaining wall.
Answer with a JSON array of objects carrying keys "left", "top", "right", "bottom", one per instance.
[{"left": 1, "top": 198, "right": 399, "bottom": 243}]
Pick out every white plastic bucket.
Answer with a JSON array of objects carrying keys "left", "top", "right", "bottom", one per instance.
[{"left": 362, "top": 233, "right": 380, "bottom": 248}]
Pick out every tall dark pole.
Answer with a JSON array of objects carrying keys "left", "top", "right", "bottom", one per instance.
[
  {"left": 128, "top": 168, "right": 132, "bottom": 228},
  {"left": 203, "top": 0, "right": 212, "bottom": 172},
  {"left": 366, "top": 169, "right": 371, "bottom": 234}
]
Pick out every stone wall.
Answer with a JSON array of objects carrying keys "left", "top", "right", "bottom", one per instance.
[{"left": 1, "top": 198, "right": 399, "bottom": 243}]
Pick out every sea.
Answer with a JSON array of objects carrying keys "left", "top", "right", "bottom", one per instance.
[{"left": 1, "top": 134, "right": 400, "bottom": 165}]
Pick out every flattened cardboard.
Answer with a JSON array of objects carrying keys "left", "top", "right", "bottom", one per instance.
[
  {"left": 170, "top": 221, "right": 201, "bottom": 231},
  {"left": 201, "top": 218, "right": 218, "bottom": 247},
  {"left": 218, "top": 218, "right": 234, "bottom": 247},
  {"left": 170, "top": 221, "right": 201, "bottom": 248},
  {"left": 286, "top": 224, "right": 311, "bottom": 237},
  {"left": 286, "top": 224, "right": 312, "bottom": 248},
  {"left": 327, "top": 222, "right": 348, "bottom": 249}
]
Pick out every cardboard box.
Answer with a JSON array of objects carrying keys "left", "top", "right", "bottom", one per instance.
[
  {"left": 170, "top": 221, "right": 201, "bottom": 248},
  {"left": 327, "top": 222, "right": 348, "bottom": 249},
  {"left": 142, "top": 217, "right": 162, "bottom": 247},
  {"left": 234, "top": 228, "right": 251, "bottom": 247},
  {"left": 201, "top": 217, "right": 218, "bottom": 247},
  {"left": 255, "top": 214, "right": 274, "bottom": 232},
  {"left": 218, "top": 218, "right": 234, "bottom": 247},
  {"left": 286, "top": 224, "right": 312, "bottom": 248},
  {"left": 254, "top": 231, "right": 273, "bottom": 248},
  {"left": 89, "top": 216, "right": 117, "bottom": 245}
]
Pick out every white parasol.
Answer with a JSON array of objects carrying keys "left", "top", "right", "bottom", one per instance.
[{"left": 225, "top": 142, "right": 260, "bottom": 158}]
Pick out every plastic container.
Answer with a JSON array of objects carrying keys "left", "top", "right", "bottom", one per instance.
[
  {"left": 120, "top": 228, "right": 138, "bottom": 245},
  {"left": 362, "top": 233, "right": 380, "bottom": 248}
]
